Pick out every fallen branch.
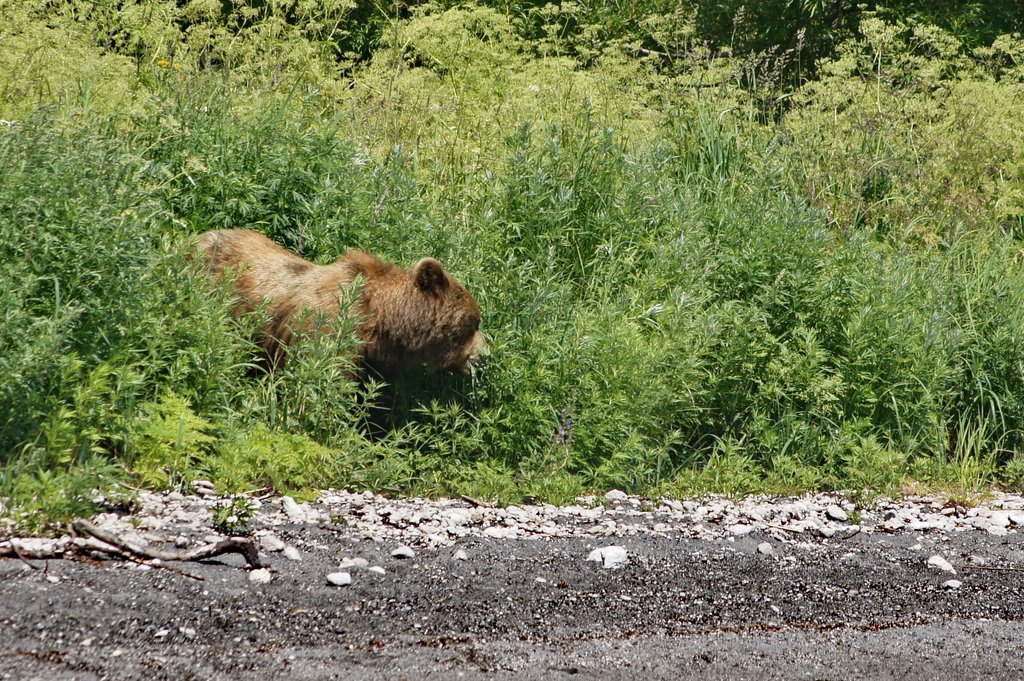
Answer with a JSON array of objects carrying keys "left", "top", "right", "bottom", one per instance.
[
  {"left": 9, "top": 541, "right": 43, "bottom": 570},
  {"left": 72, "top": 519, "right": 263, "bottom": 569},
  {"left": 626, "top": 46, "right": 731, "bottom": 61}
]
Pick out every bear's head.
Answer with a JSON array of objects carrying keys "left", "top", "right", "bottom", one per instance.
[{"left": 359, "top": 256, "right": 489, "bottom": 377}]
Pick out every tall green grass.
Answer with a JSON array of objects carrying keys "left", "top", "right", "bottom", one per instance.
[{"left": 3, "top": 3, "right": 1024, "bottom": 528}]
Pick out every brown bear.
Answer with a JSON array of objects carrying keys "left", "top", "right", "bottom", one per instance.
[{"left": 196, "top": 228, "right": 488, "bottom": 376}]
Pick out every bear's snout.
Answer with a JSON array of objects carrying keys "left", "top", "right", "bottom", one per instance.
[{"left": 461, "top": 330, "right": 490, "bottom": 375}]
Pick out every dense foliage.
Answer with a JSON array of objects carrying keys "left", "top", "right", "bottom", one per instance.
[{"left": 2, "top": 1, "right": 1024, "bottom": 527}]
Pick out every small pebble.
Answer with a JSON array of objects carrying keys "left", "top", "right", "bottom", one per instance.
[
  {"left": 391, "top": 545, "right": 416, "bottom": 559},
  {"left": 248, "top": 568, "right": 272, "bottom": 584},
  {"left": 339, "top": 557, "right": 369, "bottom": 569},
  {"left": 757, "top": 542, "right": 774, "bottom": 556},
  {"left": 260, "top": 535, "right": 285, "bottom": 552},
  {"left": 586, "top": 545, "right": 628, "bottom": 569},
  {"left": 927, "top": 555, "right": 957, "bottom": 575},
  {"left": 826, "top": 505, "right": 848, "bottom": 522},
  {"left": 327, "top": 572, "right": 352, "bottom": 586}
]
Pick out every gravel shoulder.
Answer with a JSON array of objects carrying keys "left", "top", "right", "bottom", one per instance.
[{"left": 4, "top": 490, "right": 1024, "bottom": 679}]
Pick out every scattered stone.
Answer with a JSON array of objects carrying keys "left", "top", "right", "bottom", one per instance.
[
  {"left": 882, "top": 517, "right": 905, "bottom": 531},
  {"left": 368, "top": 566, "right": 386, "bottom": 575},
  {"left": 260, "top": 534, "right": 286, "bottom": 552},
  {"left": 281, "top": 496, "right": 310, "bottom": 522},
  {"left": 248, "top": 568, "right": 272, "bottom": 584},
  {"left": 927, "top": 555, "right": 957, "bottom": 575},
  {"left": 282, "top": 546, "right": 301, "bottom": 561},
  {"left": 45, "top": 575, "right": 60, "bottom": 584},
  {"left": 825, "top": 505, "right": 848, "bottom": 522},
  {"left": 728, "top": 524, "right": 755, "bottom": 537},
  {"left": 391, "top": 545, "right": 415, "bottom": 560},
  {"left": 453, "top": 549, "right": 468, "bottom": 561},
  {"left": 327, "top": 572, "right": 352, "bottom": 587},
  {"left": 483, "top": 526, "right": 511, "bottom": 539},
  {"left": 604, "top": 490, "right": 629, "bottom": 505},
  {"left": 586, "top": 546, "right": 629, "bottom": 569},
  {"left": 757, "top": 542, "right": 774, "bottom": 556},
  {"left": 193, "top": 480, "right": 216, "bottom": 497},
  {"left": 339, "top": 557, "right": 369, "bottom": 569},
  {"left": 942, "top": 579, "right": 962, "bottom": 590}
]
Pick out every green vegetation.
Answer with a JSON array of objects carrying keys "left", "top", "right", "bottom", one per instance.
[{"left": 2, "top": 1, "right": 1024, "bottom": 527}]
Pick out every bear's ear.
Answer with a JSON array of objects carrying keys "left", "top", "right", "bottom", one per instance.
[{"left": 414, "top": 258, "right": 448, "bottom": 294}]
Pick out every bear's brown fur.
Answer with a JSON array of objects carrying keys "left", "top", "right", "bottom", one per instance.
[{"left": 196, "top": 229, "right": 488, "bottom": 375}]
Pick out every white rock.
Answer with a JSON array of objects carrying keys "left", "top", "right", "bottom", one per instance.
[
  {"left": 819, "top": 526, "right": 836, "bottom": 538},
  {"left": 339, "top": 557, "right": 369, "bottom": 569},
  {"left": 661, "top": 499, "right": 684, "bottom": 512},
  {"left": 260, "top": 535, "right": 285, "bottom": 552},
  {"left": 327, "top": 571, "right": 352, "bottom": 586},
  {"left": 248, "top": 569, "right": 272, "bottom": 584},
  {"left": 586, "top": 545, "right": 629, "bottom": 569},
  {"left": 391, "top": 545, "right": 415, "bottom": 559},
  {"left": 988, "top": 512, "right": 1011, "bottom": 528},
  {"left": 368, "top": 566, "right": 386, "bottom": 575},
  {"left": 282, "top": 546, "right": 302, "bottom": 561},
  {"left": 825, "top": 505, "right": 848, "bottom": 522},
  {"left": 942, "top": 579, "right": 962, "bottom": 590},
  {"left": 281, "top": 496, "right": 309, "bottom": 522},
  {"left": 453, "top": 549, "right": 468, "bottom": 561},
  {"left": 46, "top": 575, "right": 60, "bottom": 584},
  {"left": 988, "top": 525, "right": 1009, "bottom": 537},
  {"left": 757, "top": 542, "right": 774, "bottom": 556},
  {"left": 927, "top": 555, "right": 957, "bottom": 574},
  {"left": 604, "top": 490, "right": 629, "bottom": 505},
  {"left": 728, "top": 524, "right": 755, "bottom": 537}
]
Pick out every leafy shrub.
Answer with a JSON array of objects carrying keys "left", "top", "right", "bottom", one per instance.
[{"left": 5, "top": 2, "right": 1024, "bottom": 526}]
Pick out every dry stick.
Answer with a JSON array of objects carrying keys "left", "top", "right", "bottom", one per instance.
[
  {"left": 72, "top": 519, "right": 263, "bottom": 569},
  {"left": 369, "top": 185, "right": 391, "bottom": 227},
  {"left": 626, "top": 46, "right": 731, "bottom": 61},
  {"left": 459, "top": 494, "right": 494, "bottom": 509},
  {"left": 99, "top": 548, "right": 204, "bottom": 581},
  {"left": 8, "top": 541, "right": 43, "bottom": 570}
]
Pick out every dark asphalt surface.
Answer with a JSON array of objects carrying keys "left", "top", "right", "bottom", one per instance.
[{"left": 3, "top": 527, "right": 1024, "bottom": 679}]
